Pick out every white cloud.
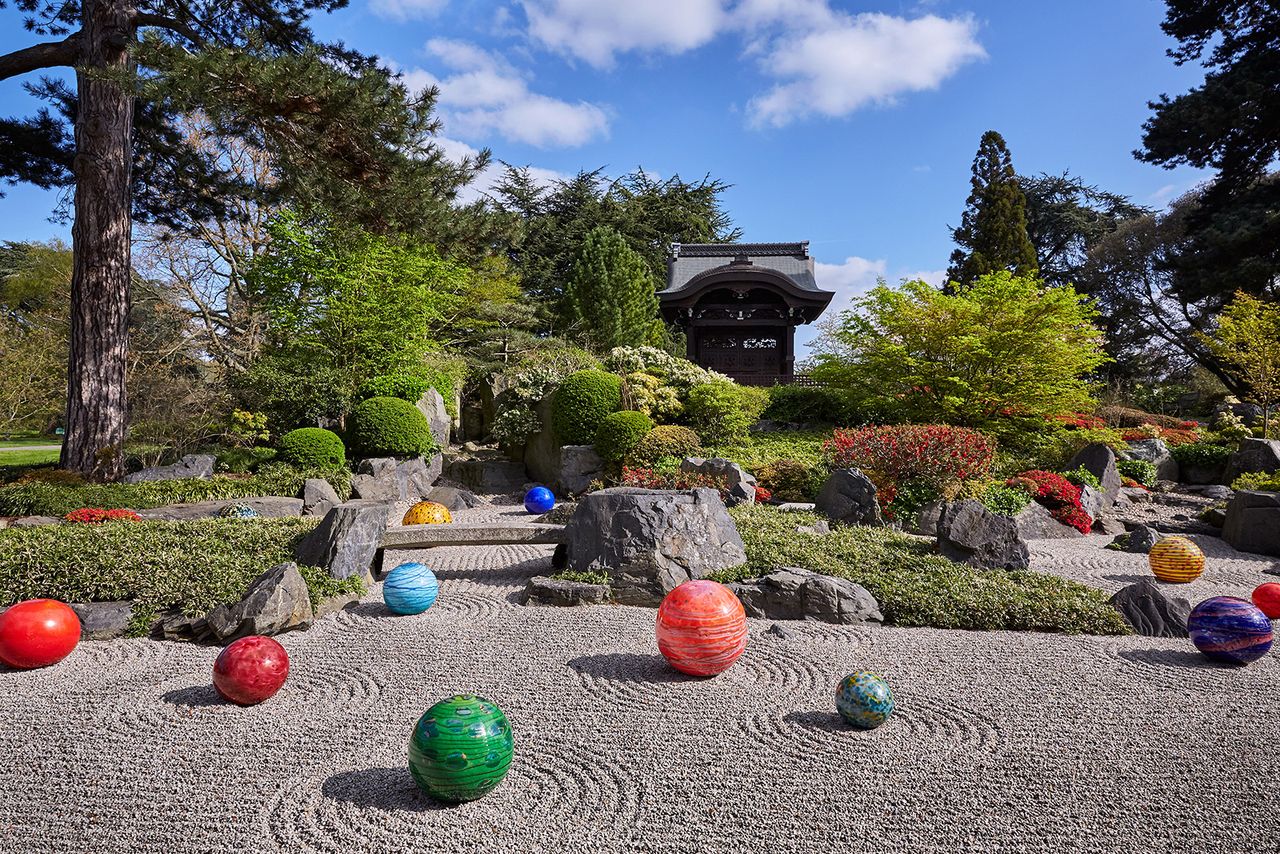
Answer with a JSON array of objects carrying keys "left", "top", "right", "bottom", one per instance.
[
  {"left": 905, "top": 269, "right": 946, "bottom": 288},
  {"left": 521, "top": 0, "right": 729, "bottom": 68},
  {"left": 747, "top": 13, "right": 986, "bottom": 127},
  {"left": 403, "top": 39, "right": 610, "bottom": 148},
  {"left": 436, "top": 136, "right": 568, "bottom": 204},
  {"left": 369, "top": 0, "right": 450, "bottom": 21},
  {"left": 815, "top": 255, "right": 886, "bottom": 310}
]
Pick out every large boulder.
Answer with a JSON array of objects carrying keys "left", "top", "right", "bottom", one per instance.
[
  {"left": 444, "top": 453, "right": 529, "bottom": 494},
  {"left": 205, "top": 562, "right": 315, "bottom": 641},
  {"left": 936, "top": 500, "right": 1030, "bottom": 570},
  {"left": 1108, "top": 579, "right": 1191, "bottom": 638},
  {"left": 914, "top": 500, "right": 946, "bottom": 537},
  {"left": 1078, "top": 485, "right": 1105, "bottom": 523},
  {"left": 415, "top": 387, "right": 452, "bottom": 448},
  {"left": 137, "top": 497, "right": 303, "bottom": 521},
  {"left": 1123, "top": 439, "right": 1178, "bottom": 482},
  {"left": 522, "top": 396, "right": 604, "bottom": 496},
  {"left": 1225, "top": 438, "right": 1280, "bottom": 483},
  {"left": 302, "top": 478, "right": 341, "bottom": 517},
  {"left": 350, "top": 455, "right": 442, "bottom": 502},
  {"left": 1221, "top": 490, "right": 1280, "bottom": 557},
  {"left": 423, "top": 485, "right": 483, "bottom": 512},
  {"left": 1014, "top": 501, "right": 1082, "bottom": 539},
  {"left": 727, "top": 567, "right": 882, "bottom": 624},
  {"left": 522, "top": 575, "right": 612, "bottom": 607},
  {"left": 1066, "top": 443, "right": 1121, "bottom": 513},
  {"left": 295, "top": 500, "right": 393, "bottom": 580},
  {"left": 680, "top": 457, "right": 757, "bottom": 506},
  {"left": 70, "top": 601, "right": 134, "bottom": 640},
  {"left": 563, "top": 488, "right": 746, "bottom": 606},
  {"left": 815, "top": 469, "right": 882, "bottom": 526},
  {"left": 124, "top": 454, "right": 215, "bottom": 483}
]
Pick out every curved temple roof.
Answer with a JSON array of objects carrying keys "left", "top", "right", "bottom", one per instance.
[{"left": 663, "top": 241, "right": 827, "bottom": 295}]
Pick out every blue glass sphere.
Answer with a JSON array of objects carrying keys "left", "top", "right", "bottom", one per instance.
[
  {"left": 1188, "top": 596, "right": 1273, "bottom": 665},
  {"left": 383, "top": 562, "right": 439, "bottom": 615},
  {"left": 523, "top": 486, "right": 556, "bottom": 515},
  {"left": 836, "top": 671, "right": 895, "bottom": 729}
]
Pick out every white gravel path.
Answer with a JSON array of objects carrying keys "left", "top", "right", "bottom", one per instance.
[{"left": 1, "top": 525, "right": 1278, "bottom": 854}]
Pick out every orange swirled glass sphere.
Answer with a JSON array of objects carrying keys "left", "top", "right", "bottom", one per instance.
[{"left": 655, "top": 580, "right": 747, "bottom": 676}]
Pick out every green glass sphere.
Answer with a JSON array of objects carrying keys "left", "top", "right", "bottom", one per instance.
[{"left": 408, "top": 694, "right": 513, "bottom": 802}]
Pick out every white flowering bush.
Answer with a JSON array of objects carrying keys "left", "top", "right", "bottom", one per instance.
[
  {"left": 623, "top": 373, "right": 683, "bottom": 422},
  {"left": 603, "top": 346, "right": 730, "bottom": 390}
]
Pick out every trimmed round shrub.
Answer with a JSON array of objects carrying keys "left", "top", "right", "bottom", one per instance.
[
  {"left": 278, "top": 428, "right": 346, "bottom": 469},
  {"left": 628, "top": 425, "right": 702, "bottom": 466},
  {"left": 684, "top": 380, "right": 769, "bottom": 444},
  {"left": 347, "top": 397, "right": 435, "bottom": 458},
  {"left": 551, "top": 370, "right": 623, "bottom": 445},
  {"left": 594, "top": 411, "right": 655, "bottom": 462}
]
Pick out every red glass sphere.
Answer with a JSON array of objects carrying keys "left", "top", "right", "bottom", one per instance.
[
  {"left": 0, "top": 599, "right": 81, "bottom": 669},
  {"left": 656, "top": 580, "right": 747, "bottom": 676},
  {"left": 213, "top": 635, "right": 290, "bottom": 705},
  {"left": 1252, "top": 582, "right": 1280, "bottom": 620}
]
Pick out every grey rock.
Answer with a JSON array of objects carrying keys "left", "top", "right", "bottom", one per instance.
[
  {"left": 522, "top": 575, "right": 611, "bottom": 607},
  {"left": 777, "top": 502, "right": 817, "bottom": 512},
  {"left": 424, "top": 485, "right": 483, "bottom": 512},
  {"left": 295, "top": 500, "right": 393, "bottom": 580},
  {"left": 1221, "top": 490, "right": 1280, "bottom": 557},
  {"left": 152, "top": 608, "right": 212, "bottom": 643},
  {"left": 314, "top": 581, "right": 368, "bottom": 619},
  {"left": 124, "top": 453, "right": 215, "bottom": 484},
  {"left": 564, "top": 488, "right": 747, "bottom": 606},
  {"left": 137, "top": 497, "right": 303, "bottom": 521},
  {"left": 1127, "top": 525, "right": 1160, "bottom": 554},
  {"left": 1215, "top": 400, "right": 1264, "bottom": 425},
  {"left": 815, "top": 468, "right": 882, "bottom": 526},
  {"left": 764, "top": 622, "right": 802, "bottom": 641},
  {"left": 380, "top": 523, "right": 564, "bottom": 549},
  {"left": 1123, "top": 438, "right": 1179, "bottom": 481},
  {"left": 70, "top": 601, "right": 134, "bottom": 640},
  {"left": 915, "top": 500, "right": 946, "bottom": 537},
  {"left": 557, "top": 445, "right": 605, "bottom": 496},
  {"left": 1180, "top": 461, "right": 1228, "bottom": 485},
  {"left": 444, "top": 455, "right": 528, "bottom": 494},
  {"left": 1226, "top": 438, "right": 1280, "bottom": 482},
  {"left": 351, "top": 455, "right": 442, "bottom": 502},
  {"left": 680, "top": 457, "right": 757, "bottom": 506},
  {"left": 1120, "top": 487, "right": 1153, "bottom": 504},
  {"left": 302, "top": 478, "right": 341, "bottom": 517},
  {"left": 1197, "top": 485, "right": 1235, "bottom": 501},
  {"left": 415, "top": 387, "right": 452, "bottom": 448},
  {"left": 1067, "top": 444, "right": 1121, "bottom": 513},
  {"left": 1201, "top": 506, "right": 1227, "bottom": 528},
  {"left": 535, "top": 501, "right": 577, "bottom": 525},
  {"left": 205, "top": 562, "right": 315, "bottom": 641},
  {"left": 795, "top": 520, "right": 831, "bottom": 535},
  {"left": 936, "top": 500, "right": 1030, "bottom": 570},
  {"left": 1108, "top": 579, "right": 1191, "bottom": 638},
  {"left": 1015, "top": 501, "right": 1083, "bottom": 539},
  {"left": 10, "top": 515, "right": 60, "bottom": 527},
  {"left": 728, "top": 566, "right": 883, "bottom": 624},
  {"left": 1094, "top": 517, "right": 1127, "bottom": 536},
  {"left": 1079, "top": 485, "right": 1105, "bottom": 522}
]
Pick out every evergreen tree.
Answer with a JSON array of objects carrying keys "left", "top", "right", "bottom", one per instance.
[
  {"left": 946, "top": 131, "right": 1039, "bottom": 289},
  {"left": 563, "top": 226, "right": 662, "bottom": 352}
]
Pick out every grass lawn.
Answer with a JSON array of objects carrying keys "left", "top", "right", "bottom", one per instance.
[
  {"left": 703, "top": 429, "right": 830, "bottom": 470},
  {"left": 0, "top": 447, "right": 61, "bottom": 468},
  {"left": 0, "top": 517, "right": 362, "bottom": 636},
  {"left": 719, "top": 504, "right": 1129, "bottom": 635}
]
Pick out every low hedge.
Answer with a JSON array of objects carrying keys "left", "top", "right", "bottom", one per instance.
[
  {"left": 278, "top": 428, "right": 346, "bottom": 469},
  {"left": 1169, "top": 442, "right": 1232, "bottom": 468},
  {"left": 716, "top": 505, "right": 1129, "bottom": 635},
  {"left": 628, "top": 425, "right": 702, "bottom": 467},
  {"left": 685, "top": 381, "right": 769, "bottom": 444},
  {"left": 0, "top": 518, "right": 363, "bottom": 636},
  {"left": 0, "top": 463, "right": 351, "bottom": 517}
]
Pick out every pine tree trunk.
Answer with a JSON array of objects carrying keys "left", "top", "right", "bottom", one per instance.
[{"left": 61, "top": 0, "right": 134, "bottom": 480}]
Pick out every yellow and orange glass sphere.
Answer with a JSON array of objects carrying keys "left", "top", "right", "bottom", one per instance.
[
  {"left": 1148, "top": 536, "right": 1205, "bottom": 583},
  {"left": 402, "top": 501, "right": 453, "bottom": 526}
]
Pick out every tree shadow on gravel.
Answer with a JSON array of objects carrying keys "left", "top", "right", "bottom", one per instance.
[
  {"left": 1117, "top": 648, "right": 1241, "bottom": 670},
  {"left": 431, "top": 557, "right": 551, "bottom": 590},
  {"left": 567, "top": 652, "right": 699, "bottom": 685},
  {"left": 322, "top": 767, "right": 450, "bottom": 813},
  {"left": 161, "top": 685, "right": 225, "bottom": 707}
]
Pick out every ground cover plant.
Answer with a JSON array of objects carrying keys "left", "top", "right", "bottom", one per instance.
[
  {"left": 717, "top": 505, "right": 1128, "bottom": 634},
  {"left": 0, "top": 518, "right": 361, "bottom": 635}
]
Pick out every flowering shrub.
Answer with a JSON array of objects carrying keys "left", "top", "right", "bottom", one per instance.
[
  {"left": 823, "top": 425, "right": 997, "bottom": 502},
  {"left": 1119, "top": 423, "right": 1200, "bottom": 446},
  {"left": 1007, "top": 470, "right": 1092, "bottom": 534},
  {"left": 618, "top": 466, "right": 731, "bottom": 501},
  {"left": 753, "top": 486, "right": 773, "bottom": 503},
  {"left": 622, "top": 373, "right": 683, "bottom": 422},
  {"left": 602, "top": 346, "right": 729, "bottom": 390},
  {"left": 64, "top": 507, "right": 143, "bottom": 524},
  {"left": 1053, "top": 412, "right": 1106, "bottom": 430},
  {"left": 1157, "top": 428, "right": 1200, "bottom": 446}
]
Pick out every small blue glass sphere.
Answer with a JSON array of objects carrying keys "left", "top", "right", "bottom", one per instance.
[
  {"left": 836, "top": 671, "right": 895, "bottom": 730},
  {"left": 523, "top": 486, "right": 556, "bottom": 515},
  {"left": 383, "top": 562, "right": 439, "bottom": 615},
  {"left": 219, "top": 502, "right": 259, "bottom": 519}
]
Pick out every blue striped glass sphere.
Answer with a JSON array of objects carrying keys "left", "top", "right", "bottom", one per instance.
[
  {"left": 523, "top": 486, "right": 555, "bottom": 515},
  {"left": 836, "top": 671, "right": 895, "bottom": 729},
  {"left": 383, "top": 562, "right": 439, "bottom": 615},
  {"left": 1188, "top": 596, "right": 1273, "bottom": 666}
]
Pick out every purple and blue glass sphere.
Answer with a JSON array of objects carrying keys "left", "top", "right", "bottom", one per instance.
[
  {"left": 523, "top": 486, "right": 555, "bottom": 515},
  {"left": 1188, "top": 596, "right": 1273, "bottom": 666}
]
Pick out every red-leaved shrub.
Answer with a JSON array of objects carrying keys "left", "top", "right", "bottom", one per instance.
[
  {"left": 64, "top": 507, "right": 143, "bottom": 524},
  {"left": 1008, "top": 470, "right": 1092, "bottom": 534},
  {"left": 1053, "top": 412, "right": 1106, "bottom": 430},
  {"left": 753, "top": 486, "right": 773, "bottom": 503},
  {"left": 618, "top": 467, "right": 731, "bottom": 502},
  {"left": 823, "top": 425, "right": 997, "bottom": 496}
]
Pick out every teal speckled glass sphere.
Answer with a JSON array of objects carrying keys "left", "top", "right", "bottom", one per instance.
[
  {"left": 219, "top": 502, "right": 260, "bottom": 519},
  {"left": 835, "top": 671, "right": 895, "bottom": 730},
  {"left": 409, "top": 694, "right": 513, "bottom": 802}
]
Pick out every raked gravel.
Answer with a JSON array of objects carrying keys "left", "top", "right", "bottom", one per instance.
[{"left": 1, "top": 525, "right": 1278, "bottom": 854}]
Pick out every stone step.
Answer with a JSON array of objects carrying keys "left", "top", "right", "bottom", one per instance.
[{"left": 380, "top": 522, "right": 565, "bottom": 549}]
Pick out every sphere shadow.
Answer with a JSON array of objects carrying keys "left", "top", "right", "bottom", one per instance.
[
  {"left": 783, "top": 710, "right": 851, "bottom": 734},
  {"left": 567, "top": 652, "right": 700, "bottom": 685},
  {"left": 1117, "top": 647, "right": 1242, "bottom": 670},
  {"left": 161, "top": 684, "right": 225, "bottom": 707},
  {"left": 321, "top": 767, "right": 450, "bottom": 813},
  {"left": 340, "top": 602, "right": 395, "bottom": 619}
]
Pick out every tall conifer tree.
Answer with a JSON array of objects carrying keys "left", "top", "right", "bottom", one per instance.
[
  {"left": 563, "top": 226, "right": 661, "bottom": 352},
  {"left": 946, "top": 131, "right": 1039, "bottom": 289}
]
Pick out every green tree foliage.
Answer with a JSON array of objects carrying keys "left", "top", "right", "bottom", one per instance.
[
  {"left": 1197, "top": 292, "right": 1280, "bottom": 433},
  {"left": 947, "top": 131, "right": 1039, "bottom": 288},
  {"left": 1136, "top": 1, "right": 1280, "bottom": 303},
  {"left": 563, "top": 226, "right": 664, "bottom": 351},
  {"left": 551, "top": 370, "right": 623, "bottom": 445},
  {"left": 0, "top": 242, "right": 70, "bottom": 436},
  {"left": 1019, "top": 172, "right": 1148, "bottom": 288},
  {"left": 810, "top": 273, "right": 1108, "bottom": 428}
]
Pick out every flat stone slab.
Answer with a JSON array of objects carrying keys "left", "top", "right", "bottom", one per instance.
[{"left": 380, "top": 522, "right": 566, "bottom": 549}]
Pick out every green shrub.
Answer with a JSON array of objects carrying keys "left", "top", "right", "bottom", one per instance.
[
  {"left": 358, "top": 373, "right": 431, "bottom": 403},
  {"left": 0, "top": 518, "right": 364, "bottom": 635},
  {"left": 1117, "top": 458, "right": 1158, "bottom": 487},
  {"left": 347, "top": 396, "right": 435, "bottom": 458},
  {"left": 981, "top": 484, "right": 1033, "bottom": 517},
  {"left": 703, "top": 430, "right": 828, "bottom": 471},
  {"left": 278, "top": 428, "right": 347, "bottom": 469},
  {"left": 551, "top": 370, "right": 623, "bottom": 445},
  {"left": 763, "top": 385, "right": 858, "bottom": 425},
  {"left": 685, "top": 380, "right": 769, "bottom": 444},
  {"left": 213, "top": 446, "right": 278, "bottom": 473},
  {"left": 628, "top": 425, "right": 703, "bottom": 466},
  {"left": 593, "top": 411, "right": 656, "bottom": 462},
  {"left": 1061, "top": 466, "right": 1102, "bottom": 490},
  {"left": 1232, "top": 471, "right": 1280, "bottom": 492},
  {"left": 717, "top": 505, "right": 1128, "bottom": 634},
  {"left": 1170, "top": 442, "right": 1232, "bottom": 468},
  {"left": 550, "top": 569, "right": 610, "bottom": 585},
  {"left": 754, "top": 458, "right": 825, "bottom": 503},
  {"left": 0, "top": 464, "right": 351, "bottom": 517}
]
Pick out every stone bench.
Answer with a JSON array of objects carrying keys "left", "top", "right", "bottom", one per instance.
[{"left": 380, "top": 523, "right": 566, "bottom": 550}]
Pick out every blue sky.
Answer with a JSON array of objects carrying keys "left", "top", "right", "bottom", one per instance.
[{"left": 0, "top": 0, "right": 1208, "bottom": 353}]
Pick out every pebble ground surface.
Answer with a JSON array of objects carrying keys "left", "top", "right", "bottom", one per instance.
[{"left": 2, "top": 499, "right": 1279, "bottom": 854}]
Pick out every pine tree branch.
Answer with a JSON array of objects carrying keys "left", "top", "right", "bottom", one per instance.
[{"left": 0, "top": 34, "right": 82, "bottom": 80}]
